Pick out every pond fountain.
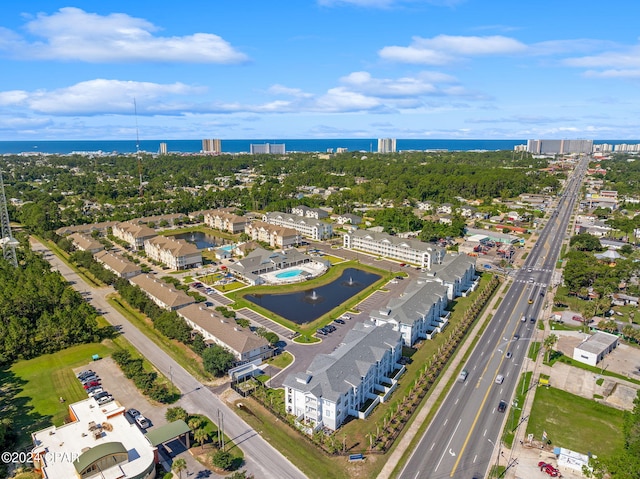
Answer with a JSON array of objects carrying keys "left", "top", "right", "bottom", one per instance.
[{"left": 245, "top": 268, "right": 381, "bottom": 325}]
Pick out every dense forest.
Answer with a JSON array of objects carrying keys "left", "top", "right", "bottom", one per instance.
[
  {"left": 1, "top": 150, "right": 559, "bottom": 234},
  {"left": 0, "top": 247, "right": 105, "bottom": 365}
]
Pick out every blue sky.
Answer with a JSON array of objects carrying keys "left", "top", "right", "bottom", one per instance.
[{"left": 0, "top": 0, "right": 639, "bottom": 141}]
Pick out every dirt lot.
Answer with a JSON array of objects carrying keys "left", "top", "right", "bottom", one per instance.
[{"left": 73, "top": 357, "right": 170, "bottom": 429}]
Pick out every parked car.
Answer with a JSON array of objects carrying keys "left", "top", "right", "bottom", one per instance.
[
  {"left": 334, "top": 318, "right": 345, "bottom": 324},
  {"left": 96, "top": 395, "right": 114, "bottom": 406},
  {"left": 325, "top": 325, "right": 336, "bottom": 332},
  {"left": 497, "top": 400, "right": 507, "bottom": 413},
  {"left": 538, "top": 462, "right": 560, "bottom": 477},
  {"left": 127, "top": 409, "right": 141, "bottom": 419},
  {"left": 93, "top": 391, "right": 110, "bottom": 401},
  {"left": 316, "top": 328, "right": 327, "bottom": 336},
  {"left": 135, "top": 415, "right": 150, "bottom": 429},
  {"left": 76, "top": 370, "right": 94, "bottom": 379},
  {"left": 80, "top": 374, "right": 98, "bottom": 383},
  {"left": 83, "top": 380, "right": 101, "bottom": 389},
  {"left": 87, "top": 387, "right": 103, "bottom": 397}
]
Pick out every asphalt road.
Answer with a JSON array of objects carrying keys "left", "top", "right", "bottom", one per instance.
[
  {"left": 398, "top": 157, "right": 588, "bottom": 479},
  {"left": 30, "top": 238, "right": 307, "bottom": 479}
]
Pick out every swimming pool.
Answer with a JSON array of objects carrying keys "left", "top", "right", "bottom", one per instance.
[
  {"left": 220, "top": 244, "right": 235, "bottom": 252},
  {"left": 275, "top": 269, "right": 303, "bottom": 279}
]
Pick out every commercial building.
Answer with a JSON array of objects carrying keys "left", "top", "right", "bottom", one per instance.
[
  {"left": 527, "top": 139, "right": 593, "bottom": 155},
  {"left": 342, "top": 229, "right": 445, "bottom": 270},
  {"left": 263, "top": 211, "right": 333, "bottom": 241},
  {"left": 227, "top": 247, "right": 326, "bottom": 285},
  {"left": 143, "top": 236, "right": 202, "bottom": 270},
  {"left": 250, "top": 143, "right": 285, "bottom": 154},
  {"left": 573, "top": 331, "right": 619, "bottom": 366},
  {"left": 202, "top": 138, "right": 222, "bottom": 154},
  {"left": 284, "top": 323, "right": 403, "bottom": 432},
  {"left": 31, "top": 398, "right": 156, "bottom": 479},
  {"left": 377, "top": 138, "right": 397, "bottom": 153},
  {"left": 178, "top": 304, "right": 272, "bottom": 363}
]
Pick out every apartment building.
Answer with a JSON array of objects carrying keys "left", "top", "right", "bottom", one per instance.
[
  {"left": 291, "top": 205, "right": 329, "bottom": 220},
  {"left": 263, "top": 212, "right": 333, "bottom": 241},
  {"left": 144, "top": 236, "right": 202, "bottom": 270},
  {"left": 342, "top": 229, "right": 445, "bottom": 270},
  {"left": 129, "top": 274, "right": 195, "bottom": 311},
  {"left": 178, "top": 304, "right": 272, "bottom": 363},
  {"left": 370, "top": 281, "right": 449, "bottom": 346},
  {"left": 94, "top": 250, "right": 142, "bottom": 279},
  {"left": 283, "top": 323, "right": 403, "bottom": 432},
  {"left": 112, "top": 221, "right": 156, "bottom": 251},
  {"left": 244, "top": 220, "right": 300, "bottom": 248},
  {"left": 68, "top": 232, "right": 104, "bottom": 254},
  {"left": 204, "top": 210, "right": 248, "bottom": 234}
]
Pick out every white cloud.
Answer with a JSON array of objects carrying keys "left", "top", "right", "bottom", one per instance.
[
  {"left": 339, "top": 71, "right": 457, "bottom": 97},
  {"left": 1, "top": 79, "right": 203, "bottom": 115},
  {"left": 315, "top": 87, "right": 385, "bottom": 112},
  {"left": 0, "top": 7, "right": 248, "bottom": 63},
  {"left": 267, "top": 85, "right": 314, "bottom": 98},
  {"left": 380, "top": 34, "right": 526, "bottom": 64},
  {"left": 584, "top": 69, "right": 640, "bottom": 79}
]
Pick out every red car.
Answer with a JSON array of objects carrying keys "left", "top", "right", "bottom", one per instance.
[
  {"left": 538, "top": 462, "right": 560, "bottom": 477},
  {"left": 83, "top": 380, "right": 100, "bottom": 389}
]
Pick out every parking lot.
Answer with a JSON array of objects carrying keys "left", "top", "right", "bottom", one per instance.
[{"left": 73, "top": 357, "right": 170, "bottom": 431}]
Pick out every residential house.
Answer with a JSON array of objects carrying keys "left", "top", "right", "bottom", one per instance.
[{"left": 283, "top": 323, "right": 403, "bottom": 432}]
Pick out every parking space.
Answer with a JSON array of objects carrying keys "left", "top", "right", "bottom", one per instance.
[
  {"left": 73, "top": 357, "right": 170, "bottom": 431},
  {"left": 236, "top": 307, "right": 296, "bottom": 339}
]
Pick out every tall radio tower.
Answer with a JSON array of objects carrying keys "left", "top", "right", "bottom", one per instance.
[{"left": 0, "top": 169, "right": 18, "bottom": 267}]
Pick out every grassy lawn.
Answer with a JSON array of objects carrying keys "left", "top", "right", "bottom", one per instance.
[
  {"left": 215, "top": 281, "right": 245, "bottom": 293},
  {"left": 227, "top": 260, "right": 393, "bottom": 336},
  {"left": 502, "top": 372, "right": 532, "bottom": 447},
  {"left": 265, "top": 351, "right": 294, "bottom": 369},
  {"left": 527, "top": 386, "right": 625, "bottom": 457},
  {"left": 2, "top": 343, "right": 113, "bottom": 447},
  {"left": 527, "top": 342, "right": 541, "bottom": 360}
]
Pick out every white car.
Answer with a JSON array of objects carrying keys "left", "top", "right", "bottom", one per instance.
[
  {"left": 88, "top": 387, "right": 104, "bottom": 397},
  {"left": 135, "top": 415, "right": 150, "bottom": 429},
  {"left": 495, "top": 374, "right": 504, "bottom": 384}
]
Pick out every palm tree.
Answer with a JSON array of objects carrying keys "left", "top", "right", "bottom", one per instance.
[
  {"left": 172, "top": 458, "right": 187, "bottom": 479},
  {"left": 194, "top": 427, "right": 210, "bottom": 451},
  {"left": 188, "top": 417, "right": 202, "bottom": 431},
  {"left": 543, "top": 334, "right": 558, "bottom": 363}
]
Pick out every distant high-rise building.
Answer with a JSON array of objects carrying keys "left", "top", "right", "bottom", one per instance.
[
  {"left": 159, "top": 142, "right": 167, "bottom": 155},
  {"left": 377, "top": 138, "right": 397, "bottom": 153},
  {"left": 527, "top": 139, "right": 593, "bottom": 155},
  {"left": 250, "top": 143, "right": 286, "bottom": 154},
  {"left": 336, "top": 147, "right": 348, "bottom": 154},
  {"left": 202, "top": 139, "right": 222, "bottom": 154}
]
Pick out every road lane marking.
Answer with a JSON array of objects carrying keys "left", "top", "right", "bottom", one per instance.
[{"left": 435, "top": 418, "right": 462, "bottom": 472}]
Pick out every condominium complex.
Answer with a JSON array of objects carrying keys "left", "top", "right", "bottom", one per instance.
[
  {"left": 284, "top": 323, "right": 403, "bottom": 432},
  {"left": 526, "top": 139, "right": 593, "bottom": 155},
  {"left": 263, "top": 211, "right": 333, "bottom": 241},
  {"left": 244, "top": 220, "right": 300, "bottom": 248},
  {"left": 94, "top": 250, "right": 142, "bottom": 279},
  {"left": 250, "top": 143, "right": 286, "bottom": 154},
  {"left": 159, "top": 142, "right": 168, "bottom": 154},
  {"left": 202, "top": 138, "right": 222, "bottom": 154},
  {"left": 377, "top": 138, "right": 397, "bottom": 153},
  {"left": 143, "top": 235, "right": 202, "bottom": 270},
  {"left": 204, "top": 210, "right": 248, "bottom": 234},
  {"left": 342, "top": 229, "right": 445, "bottom": 269},
  {"left": 112, "top": 221, "right": 156, "bottom": 251},
  {"left": 177, "top": 304, "right": 272, "bottom": 363},
  {"left": 129, "top": 274, "right": 195, "bottom": 311}
]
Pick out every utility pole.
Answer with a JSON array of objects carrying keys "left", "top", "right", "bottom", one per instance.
[{"left": 0, "top": 170, "right": 18, "bottom": 267}]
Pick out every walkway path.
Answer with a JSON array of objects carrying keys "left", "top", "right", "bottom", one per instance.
[{"left": 31, "top": 238, "right": 306, "bottom": 479}]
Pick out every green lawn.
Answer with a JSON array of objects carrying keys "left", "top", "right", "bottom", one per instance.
[
  {"left": 3, "top": 343, "right": 113, "bottom": 447},
  {"left": 526, "top": 386, "right": 625, "bottom": 457},
  {"left": 265, "top": 351, "right": 294, "bottom": 369}
]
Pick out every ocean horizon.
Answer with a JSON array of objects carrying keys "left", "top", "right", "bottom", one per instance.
[{"left": 0, "top": 138, "right": 636, "bottom": 155}]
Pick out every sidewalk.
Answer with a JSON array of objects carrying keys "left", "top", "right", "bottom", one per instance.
[{"left": 377, "top": 276, "right": 512, "bottom": 479}]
